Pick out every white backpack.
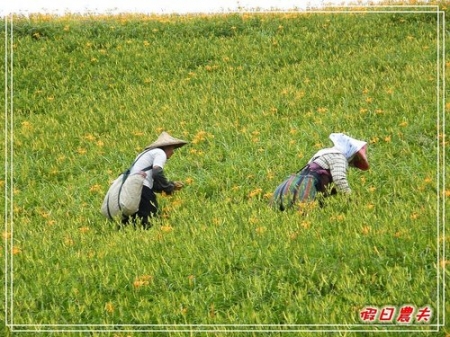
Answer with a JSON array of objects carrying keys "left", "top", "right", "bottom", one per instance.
[{"left": 101, "top": 151, "right": 152, "bottom": 220}]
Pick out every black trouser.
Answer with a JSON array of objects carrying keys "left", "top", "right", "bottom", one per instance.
[{"left": 121, "top": 186, "right": 158, "bottom": 229}]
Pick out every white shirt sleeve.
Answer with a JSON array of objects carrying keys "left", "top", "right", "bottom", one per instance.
[
  {"left": 152, "top": 148, "right": 167, "bottom": 168},
  {"left": 129, "top": 148, "right": 167, "bottom": 189}
]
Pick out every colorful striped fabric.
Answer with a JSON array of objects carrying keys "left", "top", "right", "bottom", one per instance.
[{"left": 270, "top": 173, "right": 317, "bottom": 211}]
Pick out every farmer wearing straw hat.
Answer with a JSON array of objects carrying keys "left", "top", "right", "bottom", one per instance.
[
  {"left": 271, "top": 133, "right": 369, "bottom": 211},
  {"left": 121, "top": 131, "right": 188, "bottom": 228}
]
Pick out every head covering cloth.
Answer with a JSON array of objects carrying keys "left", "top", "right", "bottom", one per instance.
[{"left": 329, "top": 133, "right": 369, "bottom": 170}]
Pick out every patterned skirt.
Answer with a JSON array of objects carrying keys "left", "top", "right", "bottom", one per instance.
[{"left": 270, "top": 173, "right": 317, "bottom": 211}]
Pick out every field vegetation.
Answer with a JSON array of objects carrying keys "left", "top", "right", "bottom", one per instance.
[{"left": 1, "top": 3, "right": 448, "bottom": 336}]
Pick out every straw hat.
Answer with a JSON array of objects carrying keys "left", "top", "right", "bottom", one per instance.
[{"left": 145, "top": 132, "right": 188, "bottom": 150}]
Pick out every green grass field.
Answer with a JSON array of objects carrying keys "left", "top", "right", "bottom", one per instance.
[{"left": 2, "top": 3, "right": 448, "bottom": 336}]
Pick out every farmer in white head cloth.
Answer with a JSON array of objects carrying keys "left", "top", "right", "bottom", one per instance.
[
  {"left": 271, "top": 133, "right": 369, "bottom": 211},
  {"left": 121, "top": 131, "right": 188, "bottom": 228}
]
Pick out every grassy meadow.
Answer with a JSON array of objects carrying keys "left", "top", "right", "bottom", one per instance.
[{"left": 2, "top": 4, "right": 449, "bottom": 336}]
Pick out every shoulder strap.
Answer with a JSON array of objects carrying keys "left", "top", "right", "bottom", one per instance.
[
  {"left": 130, "top": 149, "right": 152, "bottom": 168},
  {"left": 141, "top": 165, "right": 153, "bottom": 172},
  {"left": 296, "top": 164, "right": 308, "bottom": 174},
  {"left": 121, "top": 149, "right": 153, "bottom": 182}
]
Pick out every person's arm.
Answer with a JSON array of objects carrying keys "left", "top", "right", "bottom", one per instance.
[
  {"left": 326, "top": 154, "right": 351, "bottom": 194},
  {"left": 152, "top": 166, "right": 175, "bottom": 194}
]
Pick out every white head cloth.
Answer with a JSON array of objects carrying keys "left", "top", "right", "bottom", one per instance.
[{"left": 329, "top": 133, "right": 367, "bottom": 161}]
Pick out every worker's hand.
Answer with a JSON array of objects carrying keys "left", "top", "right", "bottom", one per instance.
[{"left": 173, "top": 181, "right": 184, "bottom": 190}]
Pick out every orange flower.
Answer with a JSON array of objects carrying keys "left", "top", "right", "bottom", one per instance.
[
  {"left": 249, "top": 217, "right": 259, "bottom": 225},
  {"left": 89, "top": 184, "right": 102, "bottom": 193},
  {"left": 361, "top": 226, "right": 370, "bottom": 235},
  {"left": 84, "top": 134, "right": 96, "bottom": 142},
  {"left": 105, "top": 302, "right": 114, "bottom": 313},
  {"left": 188, "top": 275, "right": 196, "bottom": 287},
  {"left": 160, "top": 225, "right": 173, "bottom": 233},
  {"left": 133, "top": 275, "right": 153, "bottom": 288},
  {"left": 300, "top": 221, "right": 310, "bottom": 229},
  {"left": 248, "top": 188, "right": 262, "bottom": 198},
  {"left": 77, "top": 147, "right": 87, "bottom": 155},
  {"left": 336, "top": 214, "right": 345, "bottom": 221},
  {"left": 255, "top": 226, "right": 266, "bottom": 234},
  {"left": 21, "top": 121, "right": 32, "bottom": 130},
  {"left": 191, "top": 130, "right": 210, "bottom": 144},
  {"left": 133, "top": 280, "right": 147, "bottom": 288},
  {"left": 209, "top": 304, "right": 216, "bottom": 318}
]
